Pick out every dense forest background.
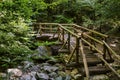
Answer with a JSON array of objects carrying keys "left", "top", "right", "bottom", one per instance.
[{"left": 0, "top": 0, "right": 120, "bottom": 71}]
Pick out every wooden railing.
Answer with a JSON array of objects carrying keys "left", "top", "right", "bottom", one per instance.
[{"left": 33, "top": 23, "right": 120, "bottom": 79}]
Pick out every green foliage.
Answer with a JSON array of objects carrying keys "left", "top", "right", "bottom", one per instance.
[
  {"left": 101, "top": 0, "right": 120, "bottom": 19},
  {"left": 0, "top": 0, "right": 40, "bottom": 70},
  {"left": 54, "top": 15, "right": 73, "bottom": 23},
  {"left": 0, "top": 19, "right": 34, "bottom": 70},
  {"left": 0, "top": 0, "right": 47, "bottom": 21}
]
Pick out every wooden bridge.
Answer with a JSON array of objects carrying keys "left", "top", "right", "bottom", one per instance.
[{"left": 33, "top": 23, "right": 120, "bottom": 79}]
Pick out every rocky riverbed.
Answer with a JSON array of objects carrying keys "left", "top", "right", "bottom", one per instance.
[
  {"left": 0, "top": 46, "right": 120, "bottom": 80},
  {"left": 0, "top": 46, "right": 72, "bottom": 80}
]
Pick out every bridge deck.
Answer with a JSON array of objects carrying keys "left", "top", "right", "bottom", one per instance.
[{"left": 33, "top": 23, "right": 120, "bottom": 79}]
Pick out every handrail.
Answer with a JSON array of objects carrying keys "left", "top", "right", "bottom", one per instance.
[
  {"left": 83, "top": 33, "right": 104, "bottom": 45},
  {"left": 34, "top": 23, "right": 108, "bottom": 38},
  {"left": 73, "top": 24, "right": 108, "bottom": 38},
  {"left": 33, "top": 23, "right": 80, "bottom": 38},
  {"left": 58, "top": 24, "right": 80, "bottom": 38},
  {"left": 34, "top": 23, "right": 58, "bottom": 25},
  {"left": 33, "top": 23, "right": 119, "bottom": 78},
  {"left": 62, "top": 24, "right": 108, "bottom": 38},
  {"left": 81, "top": 38, "right": 120, "bottom": 78},
  {"left": 103, "top": 41, "right": 120, "bottom": 61}
]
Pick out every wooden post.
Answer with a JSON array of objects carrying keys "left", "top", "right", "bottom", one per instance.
[
  {"left": 103, "top": 41, "right": 120, "bottom": 60},
  {"left": 103, "top": 43, "right": 107, "bottom": 60},
  {"left": 50, "top": 25, "right": 52, "bottom": 33},
  {"left": 103, "top": 38, "right": 113, "bottom": 60},
  {"left": 59, "top": 27, "right": 62, "bottom": 41},
  {"left": 76, "top": 37, "right": 80, "bottom": 63},
  {"left": 39, "top": 24, "right": 42, "bottom": 35},
  {"left": 80, "top": 39, "right": 89, "bottom": 79},
  {"left": 68, "top": 32, "right": 70, "bottom": 54},
  {"left": 58, "top": 27, "right": 60, "bottom": 41},
  {"left": 62, "top": 29, "right": 64, "bottom": 43},
  {"left": 67, "top": 46, "right": 76, "bottom": 63},
  {"left": 103, "top": 38, "right": 107, "bottom": 60}
]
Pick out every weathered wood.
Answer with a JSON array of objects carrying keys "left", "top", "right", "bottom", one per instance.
[
  {"left": 80, "top": 40, "right": 89, "bottom": 79},
  {"left": 53, "top": 28, "right": 59, "bottom": 38},
  {"left": 79, "top": 58, "right": 114, "bottom": 66},
  {"left": 34, "top": 23, "right": 58, "bottom": 25},
  {"left": 68, "top": 32, "right": 70, "bottom": 54},
  {"left": 83, "top": 33, "right": 103, "bottom": 45},
  {"left": 76, "top": 37, "right": 80, "bottom": 63},
  {"left": 82, "top": 38, "right": 104, "bottom": 55},
  {"left": 60, "top": 39, "right": 68, "bottom": 50},
  {"left": 103, "top": 41, "right": 120, "bottom": 61},
  {"left": 66, "top": 57, "right": 114, "bottom": 67},
  {"left": 81, "top": 38, "right": 120, "bottom": 78},
  {"left": 33, "top": 23, "right": 119, "bottom": 78},
  {"left": 67, "top": 46, "right": 76, "bottom": 63},
  {"left": 41, "top": 28, "right": 57, "bottom": 30},
  {"left": 62, "top": 29, "right": 65, "bottom": 43},
  {"left": 58, "top": 24, "right": 80, "bottom": 38},
  {"left": 73, "top": 24, "right": 108, "bottom": 38},
  {"left": 61, "top": 24, "right": 108, "bottom": 37},
  {"left": 80, "top": 66, "right": 111, "bottom": 76},
  {"left": 58, "top": 49, "right": 69, "bottom": 53},
  {"left": 98, "top": 55, "right": 120, "bottom": 78}
]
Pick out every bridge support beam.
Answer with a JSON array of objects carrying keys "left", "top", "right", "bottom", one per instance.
[
  {"left": 68, "top": 32, "right": 70, "bottom": 54},
  {"left": 76, "top": 37, "right": 80, "bottom": 64}
]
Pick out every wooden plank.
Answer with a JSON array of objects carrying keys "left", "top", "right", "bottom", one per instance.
[
  {"left": 80, "top": 40, "right": 89, "bottom": 79},
  {"left": 80, "top": 66, "right": 111, "bottom": 76},
  {"left": 58, "top": 49, "right": 69, "bottom": 53},
  {"left": 67, "top": 46, "right": 76, "bottom": 63},
  {"left": 68, "top": 32, "right": 70, "bottom": 54},
  {"left": 76, "top": 37, "right": 80, "bottom": 63}
]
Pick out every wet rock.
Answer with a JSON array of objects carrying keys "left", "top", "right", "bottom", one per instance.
[
  {"left": 7, "top": 68, "right": 22, "bottom": 79},
  {"left": 37, "top": 46, "right": 49, "bottom": 56},
  {"left": 29, "top": 65, "right": 40, "bottom": 72},
  {"left": 37, "top": 73, "right": 49, "bottom": 80},
  {"left": 20, "top": 73, "right": 36, "bottom": 80},
  {"left": 49, "top": 72, "right": 58, "bottom": 78},
  {"left": 43, "top": 66, "right": 59, "bottom": 72},
  {"left": 90, "top": 75, "right": 109, "bottom": 80},
  {"left": 64, "top": 75, "right": 71, "bottom": 80},
  {"left": 55, "top": 76, "right": 63, "bottom": 80},
  {"left": 57, "top": 71, "right": 71, "bottom": 80},
  {"left": 22, "top": 61, "right": 34, "bottom": 69},
  {"left": 32, "top": 46, "right": 50, "bottom": 63}
]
